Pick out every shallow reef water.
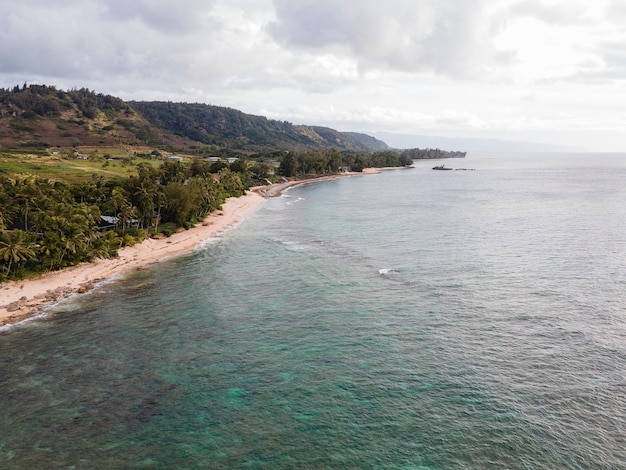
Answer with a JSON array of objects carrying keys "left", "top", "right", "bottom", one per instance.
[{"left": 2, "top": 153, "right": 626, "bottom": 468}]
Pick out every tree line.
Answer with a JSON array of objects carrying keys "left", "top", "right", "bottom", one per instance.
[
  {"left": 278, "top": 149, "right": 414, "bottom": 176},
  {"left": 0, "top": 84, "right": 129, "bottom": 120},
  {"left": 0, "top": 159, "right": 253, "bottom": 281},
  {"left": 400, "top": 148, "right": 466, "bottom": 159}
]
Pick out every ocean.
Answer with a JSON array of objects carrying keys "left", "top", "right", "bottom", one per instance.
[{"left": 1, "top": 153, "right": 626, "bottom": 469}]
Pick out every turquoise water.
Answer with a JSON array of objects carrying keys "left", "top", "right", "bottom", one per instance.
[{"left": 2, "top": 153, "right": 626, "bottom": 468}]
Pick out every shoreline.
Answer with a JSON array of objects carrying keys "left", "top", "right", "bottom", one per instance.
[
  {"left": 256, "top": 173, "right": 355, "bottom": 197},
  {"left": 0, "top": 168, "right": 399, "bottom": 329},
  {"left": 0, "top": 191, "right": 265, "bottom": 328}
]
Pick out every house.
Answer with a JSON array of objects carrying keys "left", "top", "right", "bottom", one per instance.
[
  {"left": 167, "top": 155, "right": 183, "bottom": 162},
  {"left": 98, "top": 215, "right": 119, "bottom": 231},
  {"left": 100, "top": 215, "right": 119, "bottom": 224},
  {"left": 98, "top": 215, "right": 140, "bottom": 231}
]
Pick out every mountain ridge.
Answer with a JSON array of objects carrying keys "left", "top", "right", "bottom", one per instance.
[{"left": 0, "top": 84, "right": 389, "bottom": 154}]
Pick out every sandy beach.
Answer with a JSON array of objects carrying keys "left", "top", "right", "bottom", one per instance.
[
  {"left": 255, "top": 173, "right": 355, "bottom": 197},
  {"left": 0, "top": 169, "right": 395, "bottom": 328},
  {"left": 0, "top": 190, "right": 266, "bottom": 328}
]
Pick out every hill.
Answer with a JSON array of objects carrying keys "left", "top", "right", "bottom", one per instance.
[
  {"left": 341, "top": 132, "right": 390, "bottom": 150},
  {"left": 0, "top": 84, "right": 191, "bottom": 151},
  {"left": 0, "top": 84, "right": 388, "bottom": 154},
  {"left": 129, "top": 101, "right": 386, "bottom": 152}
]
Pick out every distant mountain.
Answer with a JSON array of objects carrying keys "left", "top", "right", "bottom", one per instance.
[
  {"left": 341, "top": 132, "right": 390, "bottom": 150},
  {"left": 372, "top": 132, "right": 585, "bottom": 153},
  {"left": 0, "top": 85, "right": 388, "bottom": 154}
]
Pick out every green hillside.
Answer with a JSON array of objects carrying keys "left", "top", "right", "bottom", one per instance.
[
  {"left": 0, "top": 84, "right": 388, "bottom": 154},
  {"left": 0, "top": 85, "right": 178, "bottom": 150},
  {"left": 129, "top": 101, "right": 387, "bottom": 152}
]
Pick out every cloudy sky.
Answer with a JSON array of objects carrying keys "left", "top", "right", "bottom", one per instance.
[{"left": 2, "top": 0, "right": 626, "bottom": 150}]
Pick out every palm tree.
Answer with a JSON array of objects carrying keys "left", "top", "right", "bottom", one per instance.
[
  {"left": 0, "top": 184, "right": 16, "bottom": 231},
  {"left": 133, "top": 180, "right": 157, "bottom": 229},
  {"left": 0, "top": 230, "right": 36, "bottom": 275},
  {"left": 0, "top": 207, "right": 10, "bottom": 231},
  {"left": 117, "top": 203, "right": 137, "bottom": 234},
  {"left": 40, "top": 231, "right": 63, "bottom": 270},
  {"left": 110, "top": 187, "right": 129, "bottom": 219},
  {"left": 14, "top": 177, "right": 39, "bottom": 232}
]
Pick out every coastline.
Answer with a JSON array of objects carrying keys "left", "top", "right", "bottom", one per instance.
[
  {"left": 256, "top": 173, "right": 356, "bottom": 197},
  {"left": 0, "top": 191, "right": 265, "bottom": 328},
  {"left": 0, "top": 168, "right": 397, "bottom": 329}
]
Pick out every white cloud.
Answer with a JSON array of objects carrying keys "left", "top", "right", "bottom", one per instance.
[
  {"left": 507, "top": 0, "right": 589, "bottom": 24},
  {"left": 102, "top": 0, "right": 215, "bottom": 33},
  {"left": 1, "top": 0, "right": 626, "bottom": 150},
  {"left": 268, "top": 0, "right": 499, "bottom": 78}
]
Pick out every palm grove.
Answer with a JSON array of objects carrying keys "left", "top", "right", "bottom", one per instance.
[{"left": 0, "top": 149, "right": 415, "bottom": 281}]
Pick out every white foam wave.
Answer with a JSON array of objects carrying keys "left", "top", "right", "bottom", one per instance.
[
  {"left": 272, "top": 238, "right": 310, "bottom": 252},
  {"left": 0, "top": 309, "right": 50, "bottom": 333},
  {"left": 285, "top": 197, "right": 305, "bottom": 205}
]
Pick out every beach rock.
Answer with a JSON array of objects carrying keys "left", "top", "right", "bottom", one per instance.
[
  {"left": 6, "top": 301, "right": 22, "bottom": 312},
  {"left": 77, "top": 281, "right": 95, "bottom": 294}
]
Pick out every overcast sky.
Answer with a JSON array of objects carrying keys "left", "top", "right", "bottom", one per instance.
[{"left": 2, "top": 0, "right": 626, "bottom": 150}]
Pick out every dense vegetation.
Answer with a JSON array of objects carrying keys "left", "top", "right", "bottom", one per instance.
[
  {"left": 277, "top": 149, "right": 413, "bottom": 176},
  {"left": 401, "top": 147, "right": 466, "bottom": 159},
  {"left": 0, "top": 159, "right": 253, "bottom": 281},
  {"left": 130, "top": 101, "right": 387, "bottom": 152},
  {"left": 0, "top": 84, "right": 165, "bottom": 150},
  {"left": 0, "top": 147, "right": 421, "bottom": 281},
  {"left": 0, "top": 83, "right": 129, "bottom": 119},
  {"left": 0, "top": 85, "right": 395, "bottom": 154}
]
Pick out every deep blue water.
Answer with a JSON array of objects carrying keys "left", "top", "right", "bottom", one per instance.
[{"left": 1, "top": 153, "right": 626, "bottom": 469}]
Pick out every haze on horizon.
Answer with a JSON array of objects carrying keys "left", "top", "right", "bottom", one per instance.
[{"left": 2, "top": 0, "right": 625, "bottom": 152}]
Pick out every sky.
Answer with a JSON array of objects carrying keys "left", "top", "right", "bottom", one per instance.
[{"left": 2, "top": 0, "right": 626, "bottom": 151}]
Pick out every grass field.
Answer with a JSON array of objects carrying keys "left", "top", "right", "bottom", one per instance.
[{"left": 0, "top": 147, "right": 166, "bottom": 182}]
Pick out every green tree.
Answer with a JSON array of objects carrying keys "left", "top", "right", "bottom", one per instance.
[
  {"left": 117, "top": 203, "right": 137, "bottom": 234},
  {"left": 160, "top": 160, "right": 187, "bottom": 184},
  {"left": 351, "top": 155, "right": 366, "bottom": 172},
  {"left": 326, "top": 149, "right": 343, "bottom": 173},
  {"left": 162, "top": 182, "right": 198, "bottom": 226},
  {"left": 229, "top": 158, "right": 247, "bottom": 173},
  {"left": 14, "top": 177, "right": 39, "bottom": 231},
  {"left": 189, "top": 158, "right": 212, "bottom": 178},
  {"left": 0, "top": 183, "right": 16, "bottom": 231},
  {"left": 0, "top": 230, "right": 36, "bottom": 275},
  {"left": 278, "top": 153, "right": 295, "bottom": 177},
  {"left": 133, "top": 180, "right": 158, "bottom": 229},
  {"left": 250, "top": 162, "right": 272, "bottom": 181},
  {"left": 218, "top": 168, "right": 244, "bottom": 197}
]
